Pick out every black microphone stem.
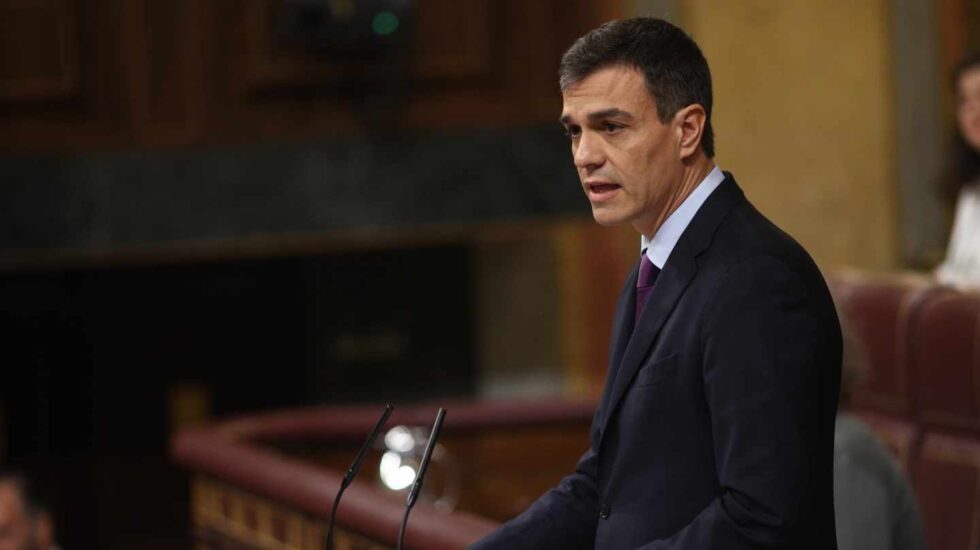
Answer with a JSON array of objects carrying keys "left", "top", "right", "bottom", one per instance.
[
  {"left": 325, "top": 403, "right": 393, "bottom": 550},
  {"left": 396, "top": 407, "right": 446, "bottom": 550}
]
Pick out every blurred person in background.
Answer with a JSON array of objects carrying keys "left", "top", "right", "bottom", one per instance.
[
  {"left": 0, "top": 471, "right": 56, "bottom": 550},
  {"left": 833, "top": 317, "right": 925, "bottom": 550},
  {"left": 936, "top": 52, "right": 980, "bottom": 289}
]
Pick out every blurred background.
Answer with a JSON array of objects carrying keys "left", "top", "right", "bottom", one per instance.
[{"left": 0, "top": 0, "right": 977, "bottom": 548}]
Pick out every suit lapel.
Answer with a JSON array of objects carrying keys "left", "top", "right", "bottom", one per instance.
[
  {"left": 594, "top": 262, "right": 639, "bottom": 436},
  {"left": 609, "top": 263, "right": 639, "bottom": 380},
  {"left": 596, "top": 174, "right": 745, "bottom": 440},
  {"left": 599, "top": 240, "right": 696, "bottom": 433}
]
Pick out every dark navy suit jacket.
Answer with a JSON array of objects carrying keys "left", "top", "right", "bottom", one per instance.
[{"left": 470, "top": 174, "right": 841, "bottom": 549}]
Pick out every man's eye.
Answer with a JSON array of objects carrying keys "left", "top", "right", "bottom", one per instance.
[
  {"left": 604, "top": 123, "right": 622, "bottom": 133},
  {"left": 564, "top": 126, "right": 581, "bottom": 139}
]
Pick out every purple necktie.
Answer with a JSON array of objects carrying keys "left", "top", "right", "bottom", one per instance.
[{"left": 635, "top": 252, "right": 660, "bottom": 324}]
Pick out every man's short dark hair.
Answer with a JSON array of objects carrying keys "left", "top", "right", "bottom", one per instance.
[{"left": 559, "top": 18, "right": 715, "bottom": 158}]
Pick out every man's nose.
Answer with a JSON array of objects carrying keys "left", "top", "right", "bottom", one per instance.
[{"left": 573, "top": 132, "right": 605, "bottom": 170}]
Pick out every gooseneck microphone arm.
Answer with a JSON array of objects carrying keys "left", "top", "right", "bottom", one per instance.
[
  {"left": 396, "top": 407, "right": 446, "bottom": 550},
  {"left": 325, "top": 403, "right": 394, "bottom": 550}
]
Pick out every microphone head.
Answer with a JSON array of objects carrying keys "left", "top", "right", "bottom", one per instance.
[
  {"left": 406, "top": 407, "right": 446, "bottom": 507},
  {"left": 344, "top": 403, "right": 394, "bottom": 487}
]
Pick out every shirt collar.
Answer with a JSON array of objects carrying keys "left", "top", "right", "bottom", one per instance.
[{"left": 641, "top": 165, "right": 725, "bottom": 268}]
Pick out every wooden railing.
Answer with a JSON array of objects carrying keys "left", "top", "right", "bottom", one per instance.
[{"left": 172, "top": 399, "right": 595, "bottom": 549}]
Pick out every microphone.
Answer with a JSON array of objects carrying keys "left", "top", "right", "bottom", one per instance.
[
  {"left": 325, "top": 403, "right": 393, "bottom": 550},
  {"left": 396, "top": 407, "right": 446, "bottom": 550}
]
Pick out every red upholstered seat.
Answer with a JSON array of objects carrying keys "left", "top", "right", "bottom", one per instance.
[
  {"left": 854, "top": 409, "right": 920, "bottom": 472},
  {"left": 829, "top": 273, "right": 931, "bottom": 414},
  {"left": 908, "top": 289, "right": 980, "bottom": 431},
  {"left": 829, "top": 273, "right": 980, "bottom": 550},
  {"left": 913, "top": 432, "right": 980, "bottom": 550},
  {"left": 909, "top": 289, "right": 980, "bottom": 430}
]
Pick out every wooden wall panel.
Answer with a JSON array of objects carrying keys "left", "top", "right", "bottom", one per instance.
[
  {"left": 120, "top": 0, "right": 205, "bottom": 146},
  {"left": 414, "top": 0, "right": 493, "bottom": 79},
  {"left": 0, "top": 0, "right": 77, "bottom": 102},
  {"left": 232, "top": 0, "right": 343, "bottom": 93},
  {"left": 0, "top": 0, "right": 613, "bottom": 152},
  {"left": 0, "top": 0, "right": 130, "bottom": 151},
  {"left": 234, "top": 0, "right": 495, "bottom": 92},
  {"left": 556, "top": 221, "right": 637, "bottom": 398}
]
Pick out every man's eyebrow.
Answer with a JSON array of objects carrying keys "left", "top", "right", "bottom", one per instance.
[{"left": 560, "top": 108, "right": 634, "bottom": 125}]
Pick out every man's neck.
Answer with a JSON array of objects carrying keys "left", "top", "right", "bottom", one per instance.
[{"left": 637, "top": 155, "right": 715, "bottom": 239}]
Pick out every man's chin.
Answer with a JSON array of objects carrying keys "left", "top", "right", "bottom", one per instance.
[{"left": 590, "top": 209, "right": 628, "bottom": 227}]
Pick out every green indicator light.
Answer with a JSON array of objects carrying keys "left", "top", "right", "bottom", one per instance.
[{"left": 372, "top": 11, "right": 399, "bottom": 35}]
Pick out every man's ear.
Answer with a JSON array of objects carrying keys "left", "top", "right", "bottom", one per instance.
[{"left": 674, "top": 104, "right": 706, "bottom": 160}]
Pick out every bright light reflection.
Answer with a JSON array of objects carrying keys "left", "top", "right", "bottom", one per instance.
[
  {"left": 384, "top": 426, "right": 416, "bottom": 453},
  {"left": 380, "top": 451, "right": 416, "bottom": 490}
]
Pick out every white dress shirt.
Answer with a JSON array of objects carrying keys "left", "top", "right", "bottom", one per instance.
[
  {"left": 641, "top": 165, "right": 726, "bottom": 268},
  {"left": 936, "top": 182, "right": 980, "bottom": 290}
]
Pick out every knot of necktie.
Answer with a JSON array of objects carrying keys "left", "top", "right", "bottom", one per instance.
[
  {"left": 637, "top": 253, "right": 659, "bottom": 289},
  {"left": 635, "top": 252, "right": 660, "bottom": 323}
]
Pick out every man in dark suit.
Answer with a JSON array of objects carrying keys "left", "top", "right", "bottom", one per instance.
[{"left": 470, "top": 18, "right": 841, "bottom": 549}]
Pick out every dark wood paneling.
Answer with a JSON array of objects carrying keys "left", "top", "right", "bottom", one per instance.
[
  {"left": 414, "top": 0, "right": 492, "bottom": 79},
  {"left": 234, "top": 0, "right": 495, "bottom": 92},
  {"left": 0, "top": 0, "right": 618, "bottom": 152},
  {"left": 0, "top": 0, "right": 77, "bottom": 102},
  {"left": 120, "top": 0, "right": 205, "bottom": 146},
  {"left": 0, "top": 0, "right": 130, "bottom": 151}
]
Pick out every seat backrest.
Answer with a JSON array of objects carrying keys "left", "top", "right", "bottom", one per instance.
[
  {"left": 829, "top": 273, "right": 931, "bottom": 415},
  {"left": 854, "top": 409, "right": 920, "bottom": 472},
  {"left": 908, "top": 288, "right": 980, "bottom": 431},
  {"left": 913, "top": 432, "right": 980, "bottom": 550}
]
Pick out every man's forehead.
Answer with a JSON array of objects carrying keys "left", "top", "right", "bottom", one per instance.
[{"left": 561, "top": 65, "right": 651, "bottom": 119}]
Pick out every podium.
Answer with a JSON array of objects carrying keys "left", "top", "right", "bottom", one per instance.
[{"left": 172, "top": 399, "right": 594, "bottom": 549}]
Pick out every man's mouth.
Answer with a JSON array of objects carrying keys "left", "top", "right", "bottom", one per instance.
[
  {"left": 589, "top": 183, "right": 620, "bottom": 192},
  {"left": 586, "top": 182, "right": 622, "bottom": 199}
]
